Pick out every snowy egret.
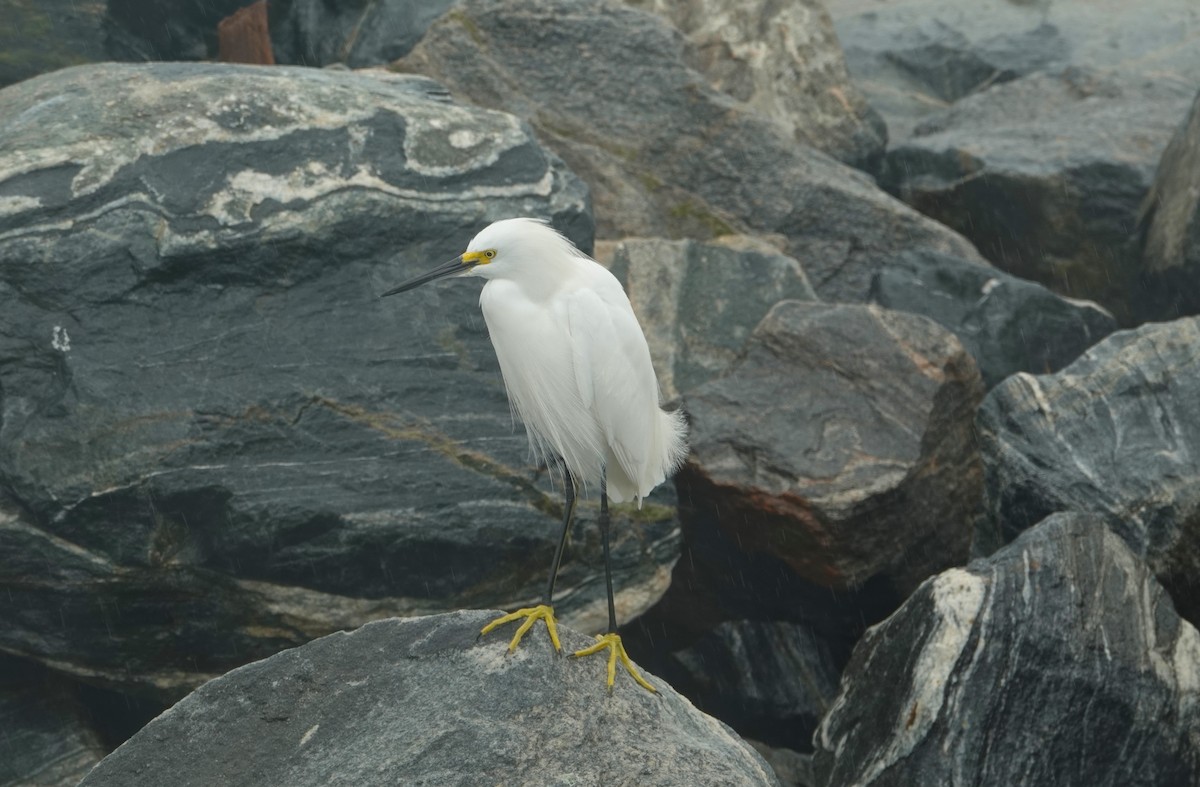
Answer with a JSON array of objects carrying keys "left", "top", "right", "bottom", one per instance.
[{"left": 382, "top": 218, "right": 687, "bottom": 692}]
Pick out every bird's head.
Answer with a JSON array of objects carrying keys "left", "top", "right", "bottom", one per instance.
[{"left": 380, "top": 217, "right": 583, "bottom": 296}]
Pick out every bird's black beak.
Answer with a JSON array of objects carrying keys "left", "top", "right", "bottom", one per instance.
[{"left": 380, "top": 254, "right": 479, "bottom": 297}]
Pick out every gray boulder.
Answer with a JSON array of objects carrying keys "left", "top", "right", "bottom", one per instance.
[
  {"left": 0, "top": 63, "right": 676, "bottom": 701},
  {"left": 870, "top": 249, "right": 1116, "bottom": 388},
  {"left": 828, "top": 0, "right": 1200, "bottom": 141},
  {"left": 621, "top": 302, "right": 980, "bottom": 757},
  {"left": 626, "top": 0, "right": 886, "bottom": 172},
  {"left": 79, "top": 611, "right": 781, "bottom": 786},
  {"left": 679, "top": 301, "right": 983, "bottom": 596},
  {"left": 1140, "top": 91, "right": 1200, "bottom": 320},
  {"left": 813, "top": 513, "right": 1200, "bottom": 787},
  {"left": 607, "top": 235, "right": 816, "bottom": 401},
  {"left": 651, "top": 620, "right": 841, "bottom": 752},
  {"left": 879, "top": 67, "right": 1196, "bottom": 324},
  {"left": 393, "top": 0, "right": 984, "bottom": 303},
  {"left": 977, "top": 316, "right": 1200, "bottom": 623}
]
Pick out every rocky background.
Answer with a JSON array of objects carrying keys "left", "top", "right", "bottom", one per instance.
[{"left": 1, "top": 0, "right": 1199, "bottom": 785}]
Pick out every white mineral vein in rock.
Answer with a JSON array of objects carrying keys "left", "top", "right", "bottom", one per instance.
[
  {"left": 861, "top": 568, "right": 986, "bottom": 785},
  {"left": 0, "top": 194, "right": 41, "bottom": 216},
  {"left": 299, "top": 724, "right": 319, "bottom": 746}
]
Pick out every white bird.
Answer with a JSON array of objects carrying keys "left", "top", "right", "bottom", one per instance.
[{"left": 382, "top": 217, "right": 687, "bottom": 691}]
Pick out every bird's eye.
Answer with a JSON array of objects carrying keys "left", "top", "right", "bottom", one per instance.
[{"left": 484, "top": 250, "right": 496, "bottom": 259}]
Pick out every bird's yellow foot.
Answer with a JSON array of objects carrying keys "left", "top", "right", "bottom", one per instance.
[
  {"left": 480, "top": 605, "right": 562, "bottom": 653},
  {"left": 572, "top": 633, "right": 656, "bottom": 694}
]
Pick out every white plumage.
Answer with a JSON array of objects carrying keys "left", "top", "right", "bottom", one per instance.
[
  {"left": 382, "top": 216, "right": 685, "bottom": 689},
  {"left": 468, "top": 218, "right": 687, "bottom": 504}
]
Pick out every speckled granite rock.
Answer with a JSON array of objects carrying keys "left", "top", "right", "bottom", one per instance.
[{"left": 80, "top": 611, "right": 781, "bottom": 787}]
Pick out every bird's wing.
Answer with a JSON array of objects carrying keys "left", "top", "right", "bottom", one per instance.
[{"left": 564, "top": 284, "right": 659, "bottom": 484}]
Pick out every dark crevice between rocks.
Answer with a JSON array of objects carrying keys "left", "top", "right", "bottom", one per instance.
[
  {"left": 622, "top": 471, "right": 902, "bottom": 753},
  {"left": 75, "top": 680, "right": 168, "bottom": 753}
]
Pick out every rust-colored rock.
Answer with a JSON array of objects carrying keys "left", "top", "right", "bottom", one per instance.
[{"left": 218, "top": 1, "right": 275, "bottom": 65}]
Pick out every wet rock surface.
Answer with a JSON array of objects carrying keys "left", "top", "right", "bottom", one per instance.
[
  {"left": 80, "top": 611, "right": 780, "bottom": 787},
  {"left": 813, "top": 513, "right": 1200, "bottom": 787}
]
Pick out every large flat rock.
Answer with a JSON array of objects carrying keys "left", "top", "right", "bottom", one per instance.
[
  {"left": 79, "top": 611, "right": 780, "bottom": 787},
  {"left": 0, "top": 62, "right": 676, "bottom": 701}
]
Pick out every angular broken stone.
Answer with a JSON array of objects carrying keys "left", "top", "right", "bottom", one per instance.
[
  {"left": 626, "top": 0, "right": 886, "bottom": 172},
  {"left": 607, "top": 235, "right": 816, "bottom": 400},
  {"left": 394, "top": 0, "right": 983, "bottom": 302},
  {"left": 879, "top": 68, "right": 1196, "bottom": 324},
  {"left": 977, "top": 316, "right": 1200, "bottom": 622},
  {"left": 870, "top": 249, "right": 1116, "bottom": 388},
  {"left": 813, "top": 513, "right": 1200, "bottom": 787},
  {"left": 680, "top": 301, "right": 983, "bottom": 596}
]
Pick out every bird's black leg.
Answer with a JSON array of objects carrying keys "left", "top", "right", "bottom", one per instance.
[
  {"left": 544, "top": 465, "right": 576, "bottom": 607},
  {"left": 569, "top": 470, "right": 655, "bottom": 692},
  {"left": 599, "top": 471, "right": 618, "bottom": 634},
  {"left": 478, "top": 466, "right": 575, "bottom": 654}
]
